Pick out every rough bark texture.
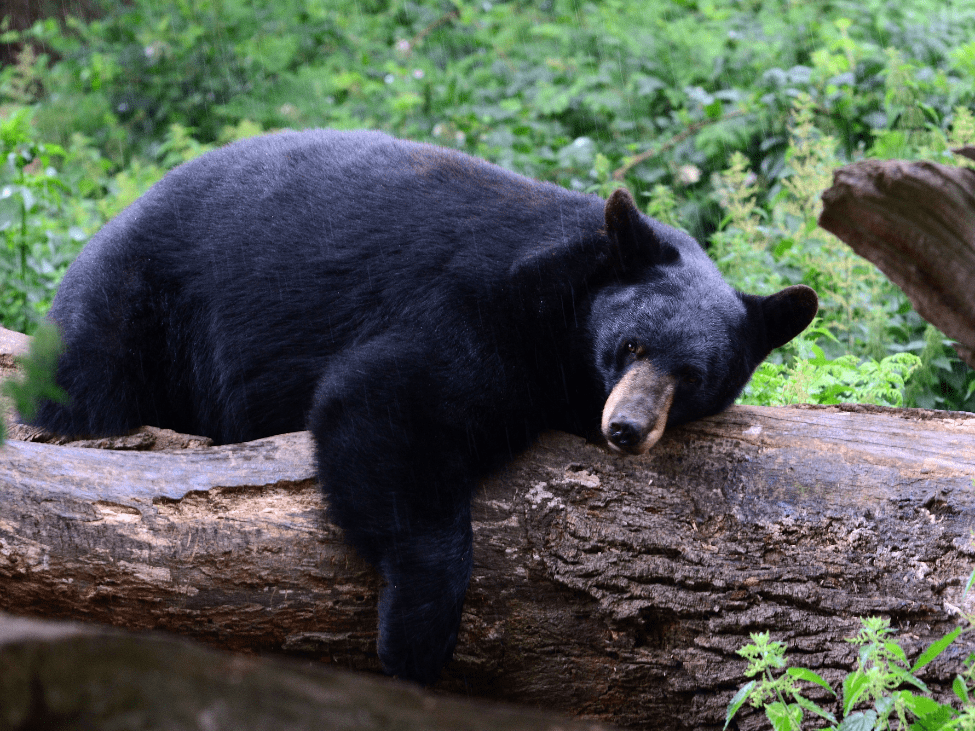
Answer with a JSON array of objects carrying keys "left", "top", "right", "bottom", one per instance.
[
  {"left": 0, "top": 613, "right": 620, "bottom": 731},
  {"left": 819, "top": 158, "right": 975, "bottom": 366},
  {"left": 3, "top": 353, "right": 975, "bottom": 731}
]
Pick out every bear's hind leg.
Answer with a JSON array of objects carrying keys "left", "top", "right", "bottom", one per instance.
[{"left": 32, "top": 303, "right": 170, "bottom": 438}]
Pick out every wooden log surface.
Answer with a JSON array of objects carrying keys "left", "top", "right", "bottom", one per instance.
[
  {"left": 0, "top": 612, "right": 617, "bottom": 731},
  {"left": 819, "top": 158, "right": 975, "bottom": 366},
  {"left": 3, "top": 383, "right": 975, "bottom": 729}
]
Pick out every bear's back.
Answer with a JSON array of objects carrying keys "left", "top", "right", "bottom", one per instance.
[
  {"left": 63, "top": 130, "right": 603, "bottom": 310},
  {"left": 44, "top": 130, "right": 606, "bottom": 442}
]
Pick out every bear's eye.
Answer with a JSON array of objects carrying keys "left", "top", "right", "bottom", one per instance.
[
  {"left": 621, "top": 340, "right": 644, "bottom": 359},
  {"left": 679, "top": 368, "right": 701, "bottom": 386}
]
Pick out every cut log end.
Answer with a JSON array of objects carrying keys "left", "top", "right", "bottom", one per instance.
[{"left": 819, "top": 159, "right": 975, "bottom": 367}]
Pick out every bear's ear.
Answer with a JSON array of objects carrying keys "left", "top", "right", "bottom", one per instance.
[
  {"left": 604, "top": 188, "right": 665, "bottom": 270},
  {"left": 754, "top": 284, "right": 819, "bottom": 351}
]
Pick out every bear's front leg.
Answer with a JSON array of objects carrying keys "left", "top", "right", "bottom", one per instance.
[
  {"left": 376, "top": 508, "right": 473, "bottom": 685},
  {"left": 308, "top": 336, "right": 483, "bottom": 684}
]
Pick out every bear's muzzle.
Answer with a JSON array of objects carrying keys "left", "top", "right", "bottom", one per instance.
[{"left": 601, "top": 361, "right": 676, "bottom": 455}]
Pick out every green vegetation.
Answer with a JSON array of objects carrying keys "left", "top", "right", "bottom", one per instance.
[
  {"left": 1, "top": 0, "right": 974, "bottom": 409},
  {"left": 0, "top": 321, "right": 67, "bottom": 444},
  {"left": 3, "top": 1, "right": 975, "bottom": 716},
  {"left": 726, "top": 573, "right": 975, "bottom": 730}
]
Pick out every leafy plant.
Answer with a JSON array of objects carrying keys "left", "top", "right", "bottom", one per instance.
[
  {"left": 0, "top": 108, "right": 87, "bottom": 334},
  {"left": 0, "top": 98, "right": 264, "bottom": 336},
  {"left": 0, "top": 321, "right": 68, "bottom": 444},
  {"left": 739, "top": 321, "right": 922, "bottom": 408},
  {"left": 726, "top": 572, "right": 975, "bottom": 731}
]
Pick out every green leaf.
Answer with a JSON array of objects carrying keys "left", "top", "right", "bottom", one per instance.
[
  {"left": 901, "top": 672, "right": 931, "bottom": 695},
  {"left": 875, "top": 696, "right": 895, "bottom": 718},
  {"left": 909, "top": 704, "right": 956, "bottom": 731},
  {"left": 963, "top": 569, "right": 975, "bottom": 600},
  {"left": 795, "top": 693, "right": 838, "bottom": 724},
  {"left": 725, "top": 681, "right": 756, "bottom": 729},
  {"left": 896, "top": 690, "right": 949, "bottom": 719},
  {"left": 952, "top": 675, "right": 969, "bottom": 705},
  {"left": 772, "top": 237, "right": 796, "bottom": 258},
  {"left": 838, "top": 710, "right": 878, "bottom": 731},
  {"left": 788, "top": 667, "right": 837, "bottom": 696},
  {"left": 4, "top": 322, "right": 69, "bottom": 421},
  {"left": 844, "top": 671, "right": 871, "bottom": 716},
  {"left": 886, "top": 641, "right": 908, "bottom": 665},
  {"left": 765, "top": 701, "right": 803, "bottom": 731},
  {"left": 912, "top": 628, "right": 962, "bottom": 674}
]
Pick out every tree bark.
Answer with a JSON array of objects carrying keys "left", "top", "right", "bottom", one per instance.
[
  {"left": 818, "top": 158, "right": 975, "bottom": 367},
  {"left": 3, "top": 360, "right": 975, "bottom": 731}
]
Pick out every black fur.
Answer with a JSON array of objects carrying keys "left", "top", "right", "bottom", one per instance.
[{"left": 33, "top": 129, "right": 817, "bottom": 684}]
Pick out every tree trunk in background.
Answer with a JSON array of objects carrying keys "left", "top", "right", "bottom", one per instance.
[
  {"left": 3, "top": 332, "right": 975, "bottom": 731},
  {"left": 819, "top": 157, "right": 975, "bottom": 367}
]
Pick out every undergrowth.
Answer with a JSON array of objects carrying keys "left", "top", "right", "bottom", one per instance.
[
  {"left": 707, "top": 94, "right": 975, "bottom": 411},
  {"left": 0, "top": 0, "right": 974, "bottom": 409},
  {"left": 726, "top": 570, "right": 975, "bottom": 731}
]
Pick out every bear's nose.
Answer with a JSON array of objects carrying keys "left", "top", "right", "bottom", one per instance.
[{"left": 608, "top": 419, "right": 643, "bottom": 448}]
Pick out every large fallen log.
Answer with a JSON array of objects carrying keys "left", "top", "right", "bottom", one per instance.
[
  {"left": 0, "top": 612, "right": 616, "bottom": 731},
  {"left": 3, "top": 375, "right": 975, "bottom": 730},
  {"left": 819, "top": 157, "right": 975, "bottom": 367}
]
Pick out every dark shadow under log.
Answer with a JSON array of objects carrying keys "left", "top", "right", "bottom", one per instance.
[{"left": 2, "top": 394, "right": 975, "bottom": 730}]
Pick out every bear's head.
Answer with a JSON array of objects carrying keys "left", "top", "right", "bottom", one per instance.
[{"left": 591, "top": 189, "right": 818, "bottom": 455}]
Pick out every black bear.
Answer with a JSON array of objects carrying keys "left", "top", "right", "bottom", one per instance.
[{"left": 33, "top": 129, "right": 817, "bottom": 684}]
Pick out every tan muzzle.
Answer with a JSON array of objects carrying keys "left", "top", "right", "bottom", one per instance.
[{"left": 601, "top": 361, "right": 676, "bottom": 455}]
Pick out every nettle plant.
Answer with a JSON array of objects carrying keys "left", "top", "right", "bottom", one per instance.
[{"left": 726, "top": 571, "right": 975, "bottom": 731}]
